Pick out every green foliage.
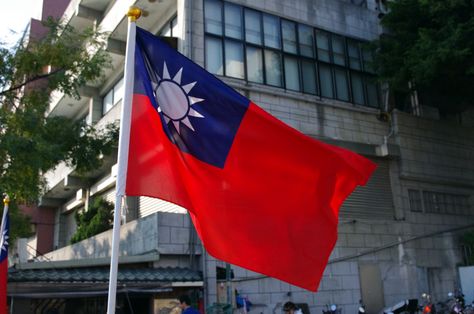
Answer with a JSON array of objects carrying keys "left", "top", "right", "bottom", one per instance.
[
  {"left": 70, "top": 197, "right": 114, "bottom": 244},
  {"left": 0, "top": 201, "right": 34, "bottom": 243},
  {"left": 0, "top": 18, "right": 116, "bottom": 202},
  {"left": 372, "top": 0, "right": 474, "bottom": 113},
  {"left": 0, "top": 19, "right": 116, "bottom": 238}
]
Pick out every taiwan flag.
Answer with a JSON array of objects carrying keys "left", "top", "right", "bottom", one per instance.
[
  {"left": 126, "top": 27, "right": 376, "bottom": 291},
  {"left": 0, "top": 204, "right": 9, "bottom": 314}
]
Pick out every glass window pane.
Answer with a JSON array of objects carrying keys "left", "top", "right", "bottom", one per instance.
[
  {"left": 225, "top": 40, "right": 244, "bottom": 79},
  {"left": 205, "top": 0, "right": 222, "bottom": 35},
  {"left": 298, "top": 24, "right": 314, "bottom": 58},
  {"left": 224, "top": 3, "right": 242, "bottom": 39},
  {"left": 335, "top": 68, "right": 349, "bottom": 101},
  {"left": 301, "top": 60, "right": 317, "bottom": 94},
  {"left": 113, "top": 78, "right": 124, "bottom": 105},
  {"left": 284, "top": 56, "right": 300, "bottom": 91},
  {"left": 366, "top": 78, "right": 379, "bottom": 107},
  {"left": 351, "top": 72, "right": 364, "bottom": 105},
  {"left": 316, "top": 30, "right": 330, "bottom": 62},
  {"left": 264, "top": 50, "right": 282, "bottom": 87},
  {"left": 171, "top": 16, "right": 178, "bottom": 37},
  {"left": 263, "top": 14, "right": 281, "bottom": 49},
  {"left": 348, "top": 41, "right": 361, "bottom": 70},
  {"left": 319, "top": 64, "right": 333, "bottom": 98},
  {"left": 332, "top": 36, "right": 346, "bottom": 66},
  {"left": 408, "top": 189, "right": 422, "bottom": 212},
  {"left": 362, "top": 47, "right": 374, "bottom": 73},
  {"left": 245, "top": 9, "right": 262, "bottom": 45},
  {"left": 103, "top": 89, "right": 113, "bottom": 115},
  {"left": 246, "top": 46, "right": 263, "bottom": 83},
  {"left": 282, "top": 20, "right": 297, "bottom": 54},
  {"left": 205, "top": 37, "right": 223, "bottom": 75}
]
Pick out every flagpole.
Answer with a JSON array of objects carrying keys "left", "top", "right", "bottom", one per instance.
[
  {"left": 106, "top": 7, "right": 141, "bottom": 314},
  {"left": 0, "top": 195, "right": 8, "bottom": 240},
  {"left": 1, "top": 194, "right": 9, "bottom": 314}
]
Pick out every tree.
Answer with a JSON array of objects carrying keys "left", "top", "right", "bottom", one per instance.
[
  {"left": 0, "top": 19, "right": 118, "bottom": 240},
  {"left": 70, "top": 197, "right": 114, "bottom": 244},
  {"left": 372, "top": 0, "right": 474, "bottom": 114}
]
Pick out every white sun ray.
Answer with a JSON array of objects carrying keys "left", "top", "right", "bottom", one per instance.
[
  {"left": 173, "top": 68, "right": 183, "bottom": 84},
  {"left": 182, "top": 82, "right": 196, "bottom": 94},
  {"left": 189, "top": 96, "right": 204, "bottom": 105},
  {"left": 163, "top": 62, "right": 171, "bottom": 79},
  {"left": 0, "top": 232, "right": 8, "bottom": 252},
  {"left": 181, "top": 118, "right": 195, "bottom": 131},
  {"left": 189, "top": 108, "right": 204, "bottom": 118},
  {"left": 172, "top": 120, "right": 180, "bottom": 132}
]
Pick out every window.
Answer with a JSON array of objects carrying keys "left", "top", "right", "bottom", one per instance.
[
  {"left": 204, "top": 0, "right": 380, "bottom": 108},
  {"left": 408, "top": 189, "right": 422, "bottom": 212},
  {"left": 316, "top": 30, "right": 330, "bottom": 62},
  {"left": 298, "top": 24, "right": 314, "bottom": 58},
  {"left": 263, "top": 14, "right": 281, "bottom": 49},
  {"left": 245, "top": 9, "right": 261, "bottom": 45},
  {"left": 225, "top": 40, "right": 244, "bottom": 79},
  {"left": 331, "top": 35, "right": 346, "bottom": 66},
  {"left": 159, "top": 16, "right": 178, "bottom": 37},
  {"left": 205, "top": 37, "right": 223, "bottom": 75},
  {"left": 335, "top": 68, "right": 349, "bottom": 101},
  {"left": 409, "top": 190, "right": 472, "bottom": 215},
  {"left": 102, "top": 78, "right": 124, "bottom": 115},
  {"left": 225, "top": 3, "right": 242, "bottom": 39},
  {"left": 319, "top": 64, "right": 333, "bottom": 98},
  {"left": 246, "top": 46, "right": 263, "bottom": 83},
  {"left": 348, "top": 40, "right": 362, "bottom": 70},
  {"left": 301, "top": 60, "right": 317, "bottom": 94},
  {"left": 282, "top": 20, "right": 297, "bottom": 54},
  {"left": 205, "top": 0, "right": 222, "bottom": 35},
  {"left": 264, "top": 50, "right": 282, "bottom": 87},
  {"left": 284, "top": 56, "right": 300, "bottom": 91},
  {"left": 351, "top": 72, "right": 365, "bottom": 105}
]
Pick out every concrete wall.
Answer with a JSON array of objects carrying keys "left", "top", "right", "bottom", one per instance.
[{"left": 42, "top": 212, "right": 201, "bottom": 261}]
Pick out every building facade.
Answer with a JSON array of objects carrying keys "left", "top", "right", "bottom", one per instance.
[{"left": 8, "top": 0, "right": 474, "bottom": 313}]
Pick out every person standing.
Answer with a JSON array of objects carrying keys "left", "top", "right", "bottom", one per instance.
[
  {"left": 179, "top": 295, "right": 200, "bottom": 314},
  {"left": 283, "top": 302, "right": 303, "bottom": 314}
]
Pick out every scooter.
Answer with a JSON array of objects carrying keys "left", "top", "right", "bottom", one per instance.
[
  {"left": 323, "top": 304, "right": 341, "bottom": 314},
  {"left": 421, "top": 293, "right": 436, "bottom": 314},
  {"left": 383, "top": 299, "right": 418, "bottom": 314},
  {"left": 447, "top": 292, "right": 464, "bottom": 314},
  {"left": 358, "top": 300, "right": 366, "bottom": 314}
]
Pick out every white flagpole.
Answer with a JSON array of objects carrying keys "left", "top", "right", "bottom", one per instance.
[
  {"left": 106, "top": 7, "right": 141, "bottom": 314},
  {"left": 0, "top": 195, "right": 8, "bottom": 239}
]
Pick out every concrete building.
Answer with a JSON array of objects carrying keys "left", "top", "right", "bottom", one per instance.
[{"left": 8, "top": 0, "right": 474, "bottom": 313}]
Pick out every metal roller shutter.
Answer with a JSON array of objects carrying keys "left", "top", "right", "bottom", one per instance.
[
  {"left": 139, "top": 196, "right": 187, "bottom": 218},
  {"left": 340, "top": 158, "right": 394, "bottom": 220}
]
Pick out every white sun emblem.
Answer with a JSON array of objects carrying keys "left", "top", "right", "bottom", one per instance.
[
  {"left": 151, "top": 62, "right": 205, "bottom": 134},
  {"left": 0, "top": 229, "right": 8, "bottom": 253}
]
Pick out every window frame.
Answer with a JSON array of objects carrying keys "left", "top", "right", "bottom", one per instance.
[{"left": 203, "top": 0, "right": 381, "bottom": 108}]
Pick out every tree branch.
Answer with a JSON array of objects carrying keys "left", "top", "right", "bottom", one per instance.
[{"left": 0, "top": 68, "right": 64, "bottom": 96}]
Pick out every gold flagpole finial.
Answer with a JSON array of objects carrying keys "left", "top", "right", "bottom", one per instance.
[
  {"left": 127, "top": 7, "right": 142, "bottom": 22},
  {"left": 3, "top": 194, "right": 9, "bottom": 206}
]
